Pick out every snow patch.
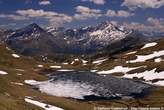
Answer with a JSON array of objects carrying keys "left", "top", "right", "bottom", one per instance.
[
  {"left": 125, "top": 51, "right": 137, "bottom": 55},
  {"left": 38, "top": 65, "right": 44, "bottom": 68},
  {"left": 154, "top": 81, "right": 164, "bottom": 86},
  {"left": 11, "top": 82, "right": 24, "bottom": 86},
  {"left": 70, "top": 61, "right": 75, "bottom": 65},
  {"left": 97, "top": 66, "right": 143, "bottom": 74},
  {"left": 6, "top": 47, "right": 11, "bottom": 50},
  {"left": 62, "top": 62, "right": 68, "bottom": 65},
  {"left": 82, "top": 59, "right": 88, "bottom": 65},
  {"left": 0, "top": 70, "right": 8, "bottom": 75},
  {"left": 57, "top": 69, "right": 74, "bottom": 72},
  {"left": 82, "top": 59, "right": 88, "bottom": 64},
  {"left": 92, "top": 58, "right": 108, "bottom": 65},
  {"left": 15, "top": 69, "right": 25, "bottom": 72},
  {"left": 127, "top": 50, "right": 164, "bottom": 63},
  {"left": 25, "top": 80, "right": 41, "bottom": 85},
  {"left": 82, "top": 63, "right": 87, "bottom": 66},
  {"left": 90, "top": 70, "right": 98, "bottom": 72},
  {"left": 25, "top": 98, "right": 64, "bottom": 110},
  {"left": 154, "top": 58, "right": 164, "bottom": 63},
  {"left": 12, "top": 54, "right": 20, "bottom": 58},
  {"left": 70, "top": 58, "right": 81, "bottom": 65},
  {"left": 123, "top": 69, "right": 164, "bottom": 82},
  {"left": 17, "top": 73, "right": 22, "bottom": 76},
  {"left": 50, "top": 66, "right": 61, "bottom": 69},
  {"left": 74, "top": 58, "right": 79, "bottom": 61},
  {"left": 141, "top": 42, "right": 157, "bottom": 49}
]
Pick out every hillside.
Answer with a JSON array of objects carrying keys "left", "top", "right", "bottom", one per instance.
[
  {"left": 0, "top": 37, "right": 164, "bottom": 109},
  {"left": 94, "top": 38, "right": 164, "bottom": 85},
  {"left": 0, "top": 43, "right": 94, "bottom": 110}
]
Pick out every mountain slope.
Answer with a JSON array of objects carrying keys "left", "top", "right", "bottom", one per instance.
[
  {"left": 0, "top": 43, "right": 94, "bottom": 110},
  {"left": 93, "top": 38, "right": 164, "bottom": 86},
  {"left": 6, "top": 23, "right": 67, "bottom": 56},
  {"left": 1, "top": 22, "right": 146, "bottom": 61}
]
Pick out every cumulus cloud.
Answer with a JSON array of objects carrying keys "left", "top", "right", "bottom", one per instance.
[
  {"left": 0, "top": 9, "right": 72, "bottom": 27},
  {"left": 147, "top": 17, "right": 164, "bottom": 32},
  {"left": 39, "top": 0, "right": 51, "bottom": 5},
  {"left": 74, "top": 6, "right": 102, "bottom": 20},
  {"left": 16, "top": 9, "right": 54, "bottom": 17},
  {"left": 81, "top": 0, "right": 105, "bottom": 5},
  {"left": 106, "top": 9, "right": 134, "bottom": 17},
  {"left": 123, "top": 22, "right": 149, "bottom": 32},
  {"left": 122, "top": 17, "right": 164, "bottom": 33},
  {"left": 0, "top": 14, "right": 28, "bottom": 20},
  {"left": 16, "top": 9, "right": 73, "bottom": 27},
  {"left": 147, "top": 17, "right": 162, "bottom": 26},
  {"left": 122, "top": 0, "right": 164, "bottom": 10}
]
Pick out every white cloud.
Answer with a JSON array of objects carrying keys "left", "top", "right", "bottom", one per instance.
[
  {"left": 0, "top": 14, "right": 28, "bottom": 20},
  {"left": 16, "top": 9, "right": 55, "bottom": 18},
  {"left": 122, "top": 0, "right": 164, "bottom": 10},
  {"left": 147, "top": 17, "right": 162, "bottom": 26},
  {"left": 0, "top": 9, "right": 72, "bottom": 27},
  {"left": 122, "top": 17, "right": 164, "bottom": 33},
  {"left": 123, "top": 22, "right": 149, "bottom": 32},
  {"left": 147, "top": 17, "right": 164, "bottom": 32},
  {"left": 16, "top": 9, "right": 73, "bottom": 27},
  {"left": 81, "top": 0, "right": 105, "bottom": 5},
  {"left": 74, "top": 6, "right": 102, "bottom": 20},
  {"left": 106, "top": 9, "right": 134, "bottom": 17},
  {"left": 39, "top": 0, "right": 51, "bottom": 5}
]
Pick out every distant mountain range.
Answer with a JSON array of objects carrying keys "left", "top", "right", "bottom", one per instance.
[{"left": 0, "top": 21, "right": 160, "bottom": 61}]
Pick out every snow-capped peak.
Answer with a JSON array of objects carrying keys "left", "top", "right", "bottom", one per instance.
[{"left": 89, "top": 22, "right": 132, "bottom": 45}]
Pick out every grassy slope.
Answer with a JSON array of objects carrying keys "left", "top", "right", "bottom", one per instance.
[
  {"left": 95, "top": 39, "right": 164, "bottom": 76},
  {"left": 91, "top": 39, "right": 164, "bottom": 107},
  {"left": 0, "top": 43, "right": 93, "bottom": 110}
]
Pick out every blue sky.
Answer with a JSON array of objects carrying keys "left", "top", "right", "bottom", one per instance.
[{"left": 0, "top": 0, "right": 164, "bottom": 33}]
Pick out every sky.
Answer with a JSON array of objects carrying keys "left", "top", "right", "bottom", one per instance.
[{"left": 0, "top": 0, "right": 164, "bottom": 33}]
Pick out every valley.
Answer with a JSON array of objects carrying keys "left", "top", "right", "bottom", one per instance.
[{"left": 0, "top": 22, "right": 164, "bottom": 109}]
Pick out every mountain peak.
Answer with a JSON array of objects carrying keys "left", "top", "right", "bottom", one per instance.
[
  {"left": 24, "top": 23, "right": 43, "bottom": 31},
  {"left": 28, "top": 23, "right": 40, "bottom": 28},
  {"left": 89, "top": 21, "right": 132, "bottom": 45},
  {"left": 5, "top": 23, "right": 47, "bottom": 42}
]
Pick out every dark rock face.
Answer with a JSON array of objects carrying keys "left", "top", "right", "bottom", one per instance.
[
  {"left": 50, "top": 71, "right": 152, "bottom": 100},
  {"left": 0, "top": 29, "right": 13, "bottom": 42},
  {"left": 5, "top": 23, "right": 68, "bottom": 57}
]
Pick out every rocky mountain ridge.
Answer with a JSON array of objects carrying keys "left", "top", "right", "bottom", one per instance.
[{"left": 0, "top": 21, "right": 149, "bottom": 61}]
